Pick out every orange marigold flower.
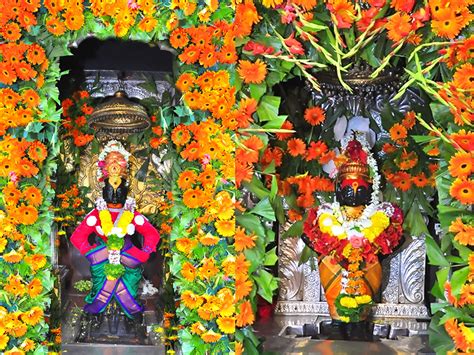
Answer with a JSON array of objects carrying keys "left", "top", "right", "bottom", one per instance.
[
  {"left": 201, "top": 329, "right": 222, "bottom": 343},
  {"left": 287, "top": 138, "right": 306, "bottom": 157},
  {"left": 304, "top": 106, "right": 326, "bottom": 126},
  {"left": 5, "top": 275, "right": 25, "bottom": 296},
  {"left": 237, "top": 59, "right": 267, "bottom": 84},
  {"left": 449, "top": 151, "right": 474, "bottom": 178},
  {"left": 389, "top": 123, "right": 408, "bottom": 141},
  {"left": 171, "top": 124, "right": 192, "bottom": 146},
  {"left": 236, "top": 301, "right": 255, "bottom": 327},
  {"left": 450, "top": 178, "right": 474, "bottom": 205},
  {"left": 181, "top": 262, "right": 196, "bottom": 282},
  {"left": 386, "top": 12, "right": 412, "bottom": 43}
]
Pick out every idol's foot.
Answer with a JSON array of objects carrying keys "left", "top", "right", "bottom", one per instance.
[
  {"left": 320, "top": 319, "right": 348, "bottom": 340},
  {"left": 107, "top": 305, "right": 121, "bottom": 335},
  {"left": 125, "top": 312, "right": 147, "bottom": 342},
  {"left": 346, "top": 320, "right": 374, "bottom": 341}
]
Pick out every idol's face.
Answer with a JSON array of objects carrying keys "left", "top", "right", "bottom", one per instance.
[
  {"left": 335, "top": 177, "right": 373, "bottom": 207},
  {"left": 103, "top": 178, "right": 128, "bottom": 206}
]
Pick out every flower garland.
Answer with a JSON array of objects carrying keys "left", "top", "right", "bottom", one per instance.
[{"left": 96, "top": 197, "right": 135, "bottom": 280}]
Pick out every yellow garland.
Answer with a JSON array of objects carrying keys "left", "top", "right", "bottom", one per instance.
[{"left": 99, "top": 210, "right": 135, "bottom": 236}]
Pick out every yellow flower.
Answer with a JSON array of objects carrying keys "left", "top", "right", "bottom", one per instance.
[
  {"left": 340, "top": 296, "right": 358, "bottom": 308},
  {"left": 355, "top": 295, "right": 372, "bottom": 304},
  {"left": 371, "top": 211, "right": 389, "bottom": 229},
  {"left": 201, "top": 329, "right": 222, "bottom": 343},
  {"left": 339, "top": 316, "right": 350, "bottom": 323},
  {"left": 99, "top": 210, "right": 113, "bottom": 235},
  {"left": 362, "top": 227, "right": 378, "bottom": 243},
  {"left": 216, "top": 316, "right": 236, "bottom": 334},
  {"left": 319, "top": 213, "right": 340, "bottom": 234},
  {"left": 342, "top": 244, "right": 352, "bottom": 258},
  {"left": 117, "top": 210, "right": 134, "bottom": 232},
  {"left": 460, "top": 323, "right": 474, "bottom": 343},
  {"left": 0, "top": 334, "right": 9, "bottom": 350}
]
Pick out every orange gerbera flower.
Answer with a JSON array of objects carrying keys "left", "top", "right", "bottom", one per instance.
[
  {"left": 235, "top": 276, "right": 253, "bottom": 300},
  {"left": 170, "top": 28, "right": 189, "bottom": 49},
  {"left": 449, "top": 217, "right": 474, "bottom": 245},
  {"left": 17, "top": 204, "right": 38, "bottom": 225},
  {"left": 389, "top": 123, "right": 408, "bottom": 141},
  {"left": 398, "top": 150, "right": 418, "bottom": 170},
  {"left": 21, "top": 89, "right": 40, "bottom": 108},
  {"left": 305, "top": 141, "right": 328, "bottom": 161},
  {"left": 402, "top": 111, "right": 416, "bottom": 129},
  {"left": 15, "top": 61, "right": 36, "bottom": 81},
  {"left": 177, "top": 170, "right": 197, "bottom": 190},
  {"left": 201, "top": 329, "right": 222, "bottom": 343},
  {"left": 181, "top": 290, "right": 203, "bottom": 309},
  {"left": 21, "top": 306, "right": 43, "bottom": 326},
  {"left": 431, "top": 11, "right": 464, "bottom": 39},
  {"left": 181, "top": 262, "right": 196, "bottom": 281},
  {"left": 386, "top": 12, "right": 412, "bottom": 43},
  {"left": 199, "top": 46, "right": 218, "bottom": 68},
  {"left": 138, "top": 17, "right": 157, "bottom": 32},
  {"left": 3, "top": 182, "right": 21, "bottom": 206},
  {"left": 64, "top": 10, "right": 84, "bottom": 31},
  {"left": 237, "top": 59, "right": 267, "bottom": 84},
  {"left": 175, "top": 73, "right": 195, "bottom": 93},
  {"left": 234, "top": 227, "right": 257, "bottom": 251},
  {"left": 4, "top": 276, "right": 25, "bottom": 296},
  {"left": 451, "top": 129, "right": 474, "bottom": 151},
  {"left": 176, "top": 237, "right": 198, "bottom": 254},
  {"left": 190, "top": 321, "right": 206, "bottom": 335},
  {"left": 217, "top": 316, "right": 236, "bottom": 334},
  {"left": 199, "top": 232, "right": 220, "bottom": 246},
  {"left": 275, "top": 120, "right": 294, "bottom": 140},
  {"left": 198, "top": 167, "right": 217, "bottom": 188},
  {"left": 1, "top": 22, "right": 22, "bottom": 42},
  {"left": 287, "top": 138, "right": 306, "bottom": 157},
  {"left": 24, "top": 254, "right": 46, "bottom": 271},
  {"left": 179, "top": 44, "right": 201, "bottom": 64},
  {"left": 27, "top": 278, "right": 43, "bottom": 297},
  {"left": 450, "top": 178, "right": 474, "bottom": 205},
  {"left": 219, "top": 45, "right": 238, "bottom": 64},
  {"left": 215, "top": 219, "right": 235, "bottom": 237},
  {"left": 3, "top": 249, "right": 23, "bottom": 263},
  {"left": 183, "top": 188, "right": 204, "bottom": 209},
  {"left": 45, "top": 16, "right": 66, "bottom": 36},
  {"left": 26, "top": 44, "right": 46, "bottom": 65},
  {"left": 412, "top": 172, "right": 429, "bottom": 188},
  {"left": 199, "top": 258, "right": 219, "bottom": 280},
  {"left": 236, "top": 301, "right": 255, "bottom": 327},
  {"left": 391, "top": 171, "right": 412, "bottom": 191},
  {"left": 304, "top": 106, "right": 326, "bottom": 126},
  {"left": 327, "top": 0, "right": 356, "bottom": 29},
  {"left": 453, "top": 63, "right": 474, "bottom": 91},
  {"left": 449, "top": 151, "right": 474, "bottom": 178},
  {"left": 0, "top": 62, "right": 17, "bottom": 85},
  {"left": 22, "top": 186, "right": 43, "bottom": 206},
  {"left": 181, "top": 141, "right": 201, "bottom": 161}
]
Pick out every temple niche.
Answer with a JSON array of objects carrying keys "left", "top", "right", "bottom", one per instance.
[
  {"left": 272, "top": 70, "right": 434, "bottom": 338},
  {"left": 55, "top": 38, "right": 174, "bottom": 351}
]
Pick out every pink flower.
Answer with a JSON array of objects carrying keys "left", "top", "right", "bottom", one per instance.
[
  {"left": 349, "top": 235, "right": 364, "bottom": 248},
  {"left": 128, "top": 0, "right": 139, "bottom": 9},
  {"left": 201, "top": 154, "right": 211, "bottom": 167},
  {"left": 9, "top": 171, "right": 19, "bottom": 184}
]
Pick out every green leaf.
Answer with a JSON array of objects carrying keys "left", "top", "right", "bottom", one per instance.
[
  {"left": 264, "top": 247, "right": 278, "bottom": 266},
  {"left": 282, "top": 221, "right": 303, "bottom": 238},
  {"left": 262, "top": 115, "right": 287, "bottom": 129},
  {"left": 256, "top": 95, "right": 280, "bottom": 122},
  {"left": 426, "top": 235, "right": 450, "bottom": 267},
  {"left": 250, "top": 83, "right": 267, "bottom": 101},
  {"left": 242, "top": 177, "right": 270, "bottom": 200},
  {"left": 236, "top": 214, "right": 266, "bottom": 238},
  {"left": 428, "top": 314, "right": 455, "bottom": 354},
  {"left": 249, "top": 198, "right": 275, "bottom": 221},
  {"left": 254, "top": 269, "right": 278, "bottom": 303},
  {"left": 450, "top": 266, "right": 469, "bottom": 297}
]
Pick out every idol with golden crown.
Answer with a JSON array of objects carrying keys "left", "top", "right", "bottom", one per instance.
[
  {"left": 303, "top": 132, "right": 404, "bottom": 340},
  {"left": 70, "top": 140, "right": 160, "bottom": 340}
]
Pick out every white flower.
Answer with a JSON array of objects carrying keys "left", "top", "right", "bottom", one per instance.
[
  {"left": 111, "top": 227, "right": 125, "bottom": 238},
  {"left": 321, "top": 216, "right": 333, "bottom": 227},
  {"left": 331, "top": 225, "right": 344, "bottom": 236}
]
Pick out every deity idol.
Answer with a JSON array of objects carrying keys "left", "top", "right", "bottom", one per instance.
[
  {"left": 70, "top": 140, "right": 160, "bottom": 338},
  {"left": 302, "top": 132, "right": 404, "bottom": 340}
]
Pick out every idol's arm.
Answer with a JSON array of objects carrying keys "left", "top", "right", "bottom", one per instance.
[
  {"left": 70, "top": 209, "right": 99, "bottom": 255},
  {"left": 126, "top": 212, "right": 161, "bottom": 263}
]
